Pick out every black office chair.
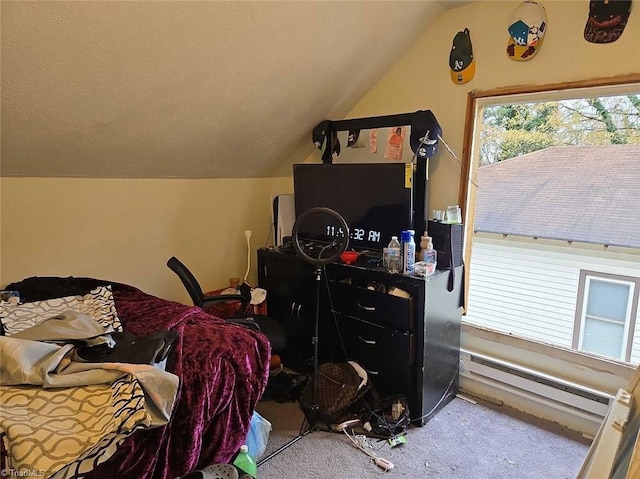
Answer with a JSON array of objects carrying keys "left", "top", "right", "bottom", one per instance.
[{"left": 167, "top": 256, "right": 287, "bottom": 351}]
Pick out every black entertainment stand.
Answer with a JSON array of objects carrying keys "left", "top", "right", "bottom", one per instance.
[{"left": 257, "top": 247, "right": 463, "bottom": 426}]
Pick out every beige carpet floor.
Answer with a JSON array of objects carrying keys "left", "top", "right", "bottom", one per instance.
[{"left": 255, "top": 395, "right": 592, "bottom": 479}]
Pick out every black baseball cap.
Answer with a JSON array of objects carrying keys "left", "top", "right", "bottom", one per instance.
[
  {"left": 410, "top": 110, "right": 442, "bottom": 159},
  {"left": 584, "top": 0, "right": 632, "bottom": 44}
]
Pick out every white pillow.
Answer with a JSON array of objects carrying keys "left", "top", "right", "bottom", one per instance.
[{"left": 0, "top": 285, "right": 123, "bottom": 336}]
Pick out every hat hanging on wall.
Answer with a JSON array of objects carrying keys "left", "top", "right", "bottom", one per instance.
[
  {"left": 584, "top": 0, "right": 632, "bottom": 44},
  {"left": 312, "top": 120, "right": 340, "bottom": 162},
  {"left": 449, "top": 28, "right": 475, "bottom": 84},
  {"left": 506, "top": 1, "right": 547, "bottom": 61},
  {"left": 329, "top": 133, "right": 340, "bottom": 158},
  {"left": 410, "top": 110, "right": 442, "bottom": 159},
  {"left": 347, "top": 129, "right": 365, "bottom": 148},
  {"left": 312, "top": 120, "right": 330, "bottom": 149}
]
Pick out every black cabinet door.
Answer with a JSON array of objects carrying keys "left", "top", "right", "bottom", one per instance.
[{"left": 258, "top": 250, "right": 324, "bottom": 371}]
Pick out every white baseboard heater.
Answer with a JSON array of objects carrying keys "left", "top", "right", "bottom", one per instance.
[{"left": 459, "top": 349, "right": 613, "bottom": 426}]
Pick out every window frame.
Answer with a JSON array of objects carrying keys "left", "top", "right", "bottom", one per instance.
[
  {"left": 456, "top": 76, "right": 640, "bottom": 424},
  {"left": 572, "top": 270, "right": 639, "bottom": 362},
  {"left": 459, "top": 74, "right": 640, "bottom": 314}
]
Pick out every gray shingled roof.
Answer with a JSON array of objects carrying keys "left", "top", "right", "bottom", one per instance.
[{"left": 474, "top": 145, "right": 640, "bottom": 249}]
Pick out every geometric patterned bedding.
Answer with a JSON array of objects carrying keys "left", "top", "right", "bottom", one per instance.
[
  {"left": 0, "top": 285, "right": 122, "bottom": 336},
  {"left": 0, "top": 376, "right": 149, "bottom": 479},
  {"left": 2, "top": 276, "right": 271, "bottom": 479},
  {"left": 0, "top": 283, "right": 175, "bottom": 479}
]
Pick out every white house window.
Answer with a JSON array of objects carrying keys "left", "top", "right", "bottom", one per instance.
[{"left": 574, "top": 272, "right": 638, "bottom": 362}]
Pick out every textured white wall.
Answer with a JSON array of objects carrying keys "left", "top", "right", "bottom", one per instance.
[
  {"left": 0, "top": 176, "right": 292, "bottom": 301},
  {"left": 0, "top": 1, "right": 444, "bottom": 179}
]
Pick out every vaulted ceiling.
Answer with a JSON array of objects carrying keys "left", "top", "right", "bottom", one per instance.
[{"left": 1, "top": 1, "right": 471, "bottom": 179}]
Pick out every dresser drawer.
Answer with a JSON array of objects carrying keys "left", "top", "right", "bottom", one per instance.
[
  {"left": 338, "top": 315, "right": 413, "bottom": 397},
  {"left": 330, "top": 282, "right": 414, "bottom": 330}
]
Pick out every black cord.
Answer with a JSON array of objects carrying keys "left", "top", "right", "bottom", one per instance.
[
  {"left": 322, "top": 267, "right": 349, "bottom": 361},
  {"left": 437, "top": 133, "right": 479, "bottom": 189},
  {"left": 320, "top": 265, "right": 450, "bottom": 429},
  {"left": 299, "top": 229, "right": 457, "bottom": 429},
  {"left": 409, "top": 364, "right": 460, "bottom": 423},
  {"left": 318, "top": 243, "right": 334, "bottom": 259},
  {"left": 359, "top": 394, "right": 408, "bottom": 439},
  {"left": 315, "top": 270, "right": 395, "bottom": 436}
]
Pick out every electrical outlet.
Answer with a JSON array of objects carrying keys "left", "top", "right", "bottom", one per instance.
[{"left": 244, "top": 230, "right": 252, "bottom": 241}]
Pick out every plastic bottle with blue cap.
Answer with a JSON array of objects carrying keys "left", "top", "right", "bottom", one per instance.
[{"left": 401, "top": 230, "right": 416, "bottom": 275}]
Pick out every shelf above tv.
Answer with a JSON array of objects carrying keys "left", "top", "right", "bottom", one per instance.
[{"left": 310, "top": 110, "right": 433, "bottom": 240}]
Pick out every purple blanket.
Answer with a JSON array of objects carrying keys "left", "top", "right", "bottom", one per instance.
[{"left": 5, "top": 277, "right": 271, "bottom": 479}]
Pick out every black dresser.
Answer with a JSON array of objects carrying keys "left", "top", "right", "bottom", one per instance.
[{"left": 257, "top": 247, "right": 463, "bottom": 426}]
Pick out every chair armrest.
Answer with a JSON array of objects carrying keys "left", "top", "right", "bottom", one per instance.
[
  {"left": 203, "top": 293, "right": 248, "bottom": 303},
  {"left": 202, "top": 294, "right": 249, "bottom": 309},
  {"left": 225, "top": 318, "right": 261, "bottom": 332}
]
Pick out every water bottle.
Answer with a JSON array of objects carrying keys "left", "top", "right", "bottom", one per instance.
[
  {"left": 387, "top": 236, "right": 401, "bottom": 274},
  {"left": 232, "top": 444, "right": 257, "bottom": 478},
  {"left": 401, "top": 230, "right": 416, "bottom": 275}
]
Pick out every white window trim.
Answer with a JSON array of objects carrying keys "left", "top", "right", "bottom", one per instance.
[{"left": 574, "top": 270, "right": 639, "bottom": 362}]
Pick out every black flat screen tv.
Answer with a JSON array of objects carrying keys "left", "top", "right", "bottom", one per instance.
[{"left": 293, "top": 163, "right": 414, "bottom": 252}]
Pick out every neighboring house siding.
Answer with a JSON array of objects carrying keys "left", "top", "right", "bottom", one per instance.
[
  {"left": 632, "top": 302, "right": 640, "bottom": 364},
  {"left": 466, "top": 234, "right": 640, "bottom": 364}
]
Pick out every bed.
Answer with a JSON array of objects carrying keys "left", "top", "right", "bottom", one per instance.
[{"left": 0, "top": 276, "right": 271, "bottom": 479}]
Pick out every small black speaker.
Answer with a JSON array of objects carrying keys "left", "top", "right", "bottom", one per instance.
[{"left": 427, "top": 220, "right": 463, "bottom": 269}]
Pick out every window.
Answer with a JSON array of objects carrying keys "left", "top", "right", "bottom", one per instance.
[
  {"left": 574, "top": 272, "right": 638, "bottom": 362},
  {"left": 460, "top": 76, "right": 640, "bottom": 365}
]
